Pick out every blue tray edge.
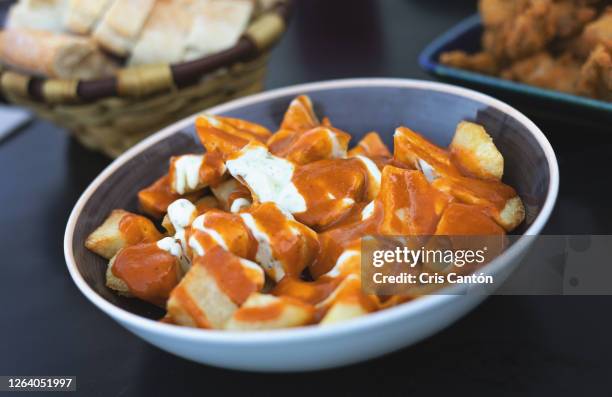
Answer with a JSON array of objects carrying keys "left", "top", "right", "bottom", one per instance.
[{"left": 418, "top": 14, "right": 612, "bottom": 114}]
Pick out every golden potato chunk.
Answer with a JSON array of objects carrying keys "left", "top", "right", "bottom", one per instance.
[
  {"left": 137, "top": 174, "right": 202, "bottom": 218},
  {"left": 321, "top": 248, "right": 361, "bottom": 279},
  {"left": 107, "top": 241, "right": 182, "bottom": 306},
  {"left": 435, "top": 203, "right": 505, "bottom": 236},
  {"left": 195, "top": 115, "right": 271, "bottom": 159},
  {"left": 225, "top": 293, "right": 315, "bottom": 330},
  {"left": 106, "top": 255, "right": 130, "bottom": 296},
  {"left": 450, "top": 121, "right": 504, "bottom": 180},
  {"left": 189, "top": 209, "right": 258, "bottom": 260},
  {"left": 292, "top": 157, "right": 380, "bottom": 229},
  {"left": 167, "top": 246, "right": 264, "bottom": 328},
  {"left": 432, "top": 176, "right": 525, "bottom": 231},
  {"left": 318, "top": 275, "right": 378, "bottom": 326},
  {"left": 378, "top": 166, "right": 451, "bottom": 236},
  {"left": 279, "top": 94, "right": 319, "bottom": 133},
  {"left": 168, "top": 151, "right": 226, "bottom": 194},
  {"left": 270, "top": 126, "right": 351, "bottom": 165},
  {"left": 85, "top": 209, "right": 162, "bottom": 259},
  {"left": 240, "top": 202, "right": 319, "bottom": 282},
  {"left": 393, "top": 126, "right": 462, "bottom": 181},
  {"left": 348, "top": 131, "right": 391, "bottom": 158},
  {"left": 210, "top": 178, "right": 252, "bottom": 212},
  {"left": 162, "top": 195, "right": 219, "bottom": 235}
]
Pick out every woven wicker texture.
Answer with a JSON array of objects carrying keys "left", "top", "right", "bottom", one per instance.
[{"left": 0, "top": 1, "right": 291, "bottom": 157}]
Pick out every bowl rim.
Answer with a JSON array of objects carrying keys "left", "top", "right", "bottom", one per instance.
[{"left": 64, "top": 78, "right": 559, "bottom": 344}]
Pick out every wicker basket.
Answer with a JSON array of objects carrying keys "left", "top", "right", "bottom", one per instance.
[{"left": 0, "top": 1, "right": 292, "bottom": 157}]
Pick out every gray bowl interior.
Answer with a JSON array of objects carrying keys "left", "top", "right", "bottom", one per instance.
[{"left": 72, "top": 86, "right": 551, "bottom": 319}]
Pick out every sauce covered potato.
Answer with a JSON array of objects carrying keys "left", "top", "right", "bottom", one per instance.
[{"left": 85, "top": 95, "right": 525, "bottom": 330}]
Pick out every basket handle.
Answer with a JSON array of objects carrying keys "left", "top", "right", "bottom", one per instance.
[{"left": 0, "top": 0, "right": 293, "bottom": 105}]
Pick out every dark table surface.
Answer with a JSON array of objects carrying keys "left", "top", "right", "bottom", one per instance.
[{"left": 2, "top": 1, "right": 611, "bottom": 396}]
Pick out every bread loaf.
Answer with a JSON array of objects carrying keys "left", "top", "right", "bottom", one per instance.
[
  {"left": 92, "top": 0, "right": 156, "bottom": 56},
  {"left": 183, "top": 0, "right": 254, "bottom": 61},
  {"left": 128, "top": 0, "right": 196, "bottom": 66},
  {"left": 6, "top": 0, "right": 68, "bottom": 33},
  {"left": 0, "top": 29, "right": 117, "bottom": 79},
  {"left": 64, "top": 0, "right": 116, "bottom": 34}
]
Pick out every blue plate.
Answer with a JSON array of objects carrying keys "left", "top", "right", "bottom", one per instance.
[{"left": 419, "top": 15, "right": 612, "bottom": 130}]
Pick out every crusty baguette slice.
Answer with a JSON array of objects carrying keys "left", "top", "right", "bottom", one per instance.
[
  {"left": 128, "top": 0, "right": 195, "bottom": 65},
  {"left": 0, "top": 28, "right": 118, "bottom": 79},
  {"left": 92, "top": 0, "right": 156, "bottom": 56},
  {"left": 64, "top": 0, "right": 116, "bottom": 34},
  {"left": 6, "top": 0, "right": 68, "bottom": 33},
  {"left": 183, "top": 0, "right": 254, "bottom": 61}
]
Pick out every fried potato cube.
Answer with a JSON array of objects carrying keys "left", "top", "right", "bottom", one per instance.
[
  {"left": 85, "top": 209, "right": 162, "bottom": 259},
  {"left": 106, "top": 254, "right": 130, "bottom": 296},
  {"left": 189, "top": 209, "right": 257, "bottom": 260},
  {"left": 162, "top": 195, "right": 219, "bottom": 235},
  {"left": 270, "top": 126, "right": 351, "bottom": 165},
  {"left": 271, "top": 277, "right": 340, "bottom": 306},
  {"left": 225, "top": 293, "right": 315, "bottom": 330},
  {"left": 432, "top": 204, "right": 507, "bottom": 271},
  {"left": 210, "top": 178, "right": 252, "bottom": 212},
  {"left": 498, "top": 196, "right": 526, "bottom": 231},
  {"left": 169, "top": 151, "right": 226, "bottom": 194},
  {"left": 432, "top": 176, "right": 525, "bottom": 231},
  {"left": 449, "top": 121, "right": 504, "bottom": 180},
  {"left": 321, "top": 248, "right": 361, "bottom": 279},
  {"left": 138, "top": 174, "right": 201, "bottom": 218},
  {"left": 309, "top": 201, "right": 382, "bottom": 278},
  {"left": 279, "top": 94, "right": 319, "bottom": 133},
  {"left": 226, "top": 144, "right": 377, "bottom": 229},
  {"left": 225, "top": 142, "right": 307, "bottom": 213},
  {"left": 266, "top": 128, "right": 296, "bottom": 154},
  {"left": 167, "top": 246, "right": 264, "bottom": 329},
  {"left": 165, "top": 198, "right": 198, "bottom": 233},
  {"left": 435, "top": 203, "right": 505, "bottom": 235},
  {"left": 292, "top": 157, "right": 379, "bottom": 228},
  {"left": 267, "top": 95, "right": 321, "bottom": 154},
  {"left": 378, "top": 166, "right": 451, "bottom": 236},
  {"left": 107, "top": 241, "right": 183, "bottom": 306},
  {"left": 318, "top": 275, "right": 378, "bottom": 326},
  {"left": 240, "top": 202, "right": 319, "bottom": 282},
  {"left": 194, "top": 195, "right": 220, "bottom": 214},
  {"left": 393, "top": 126, "right": 461, "bottom": 181},
  {"left": 348, "top": 131, "right": 391, "bottom": 158},
  {"left": 161, "top": 215, "right": 174, "bottom": 236},
  {"left": 162, "top": 199, "right": 200, "bottom": 266},
  {"left": 195, "top": 115, "right": 271, "bottom": 159}
]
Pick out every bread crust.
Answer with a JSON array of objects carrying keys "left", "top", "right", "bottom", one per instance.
[{"left": 92, "top": 0, "right": 156, "bottom": 56}]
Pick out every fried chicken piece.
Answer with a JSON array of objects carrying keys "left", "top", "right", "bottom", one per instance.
[
  {"left": 441, "top": 1, "right": 609, "bottom": 99},
  {"left": 573, "top": 6, "right": 612, "bottom": 59},
  {"left": 479, "top": 0, "right": 529, "bottom": 28},
  {"left": 440, "top": 50, "right": 500, "bottom": 75},
  {"left": 504, "top": 0, "right": 558, "bottom": 60},
  {"left": 576, "top": 43, "right": 612, "bottom": 100},
  {"left": 479, "top": 0, "right": 597, "bottom": 61},
  {"left": 501, "top": 52, "right": 582, "bottom": 93}
]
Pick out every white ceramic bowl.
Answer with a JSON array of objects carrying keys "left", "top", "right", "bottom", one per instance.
[{"left": 64, "top": 78, "right": 559, "bottom": 372}]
